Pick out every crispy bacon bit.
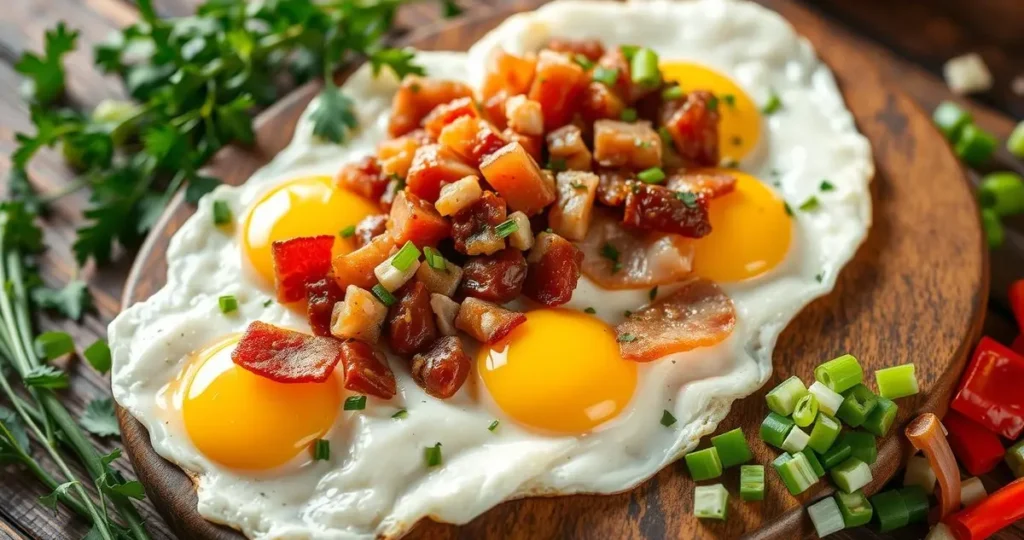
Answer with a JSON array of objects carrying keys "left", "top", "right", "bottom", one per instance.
[
  {"left": 411, "top": 336, "right": 472, "bottom": 399},
  {"left": 387, "top": 281, "right": 438, "bottom": 355},
  {"left": 505, "top": 94, "right": 544, "bottom": 136},
  {"left": 377, "top": 134, "right": 423, "bottom": 180},
  {"left": 451, "top": 191, "right": 508, "bottom": 255},
  {"left": 546, "top": 125, "right": 592, "bottom": 171},
  {"left": 423, "top": 97, "right": 479, "bottom": 139},
  {"left": 330, "top": 285, "right": 388, "bottom": 343},
  {"left": 481, "top": 49, "right": 537, "bottom": 102},
  {"left": 665, "top": 171, "right": 737, "bottom": 199},
  {"left": 549, "top": 171, "right": 599, "bottom": 241},
  {"left": 455, "top": 297, "right": 526, "bottom": 344},
  {"left": 271, "top": 235, "right": 335, "bottom": 302},
  {"left": 522, "top": 232, "right": 583, "bottom": 307},
  {"left": 305, "top": 278, "right": 344, "bottom": 336},
  {"left": 333, "top": 233, "right": 394, "bottom": 289},
  {"left": 406, "top": 144, "right": 478, "bottom": 202},
  {"left": 529, "top": 50, "right": 589, "bottom": 130},
  {"left": 615, "top": 278, "right": 736, "bottom": 361},
  {"left": 579, "top": 209, "right": 693, "bottom": 289},
  {"left": 580, "top": 82, "right": 626, "bottom": 124},
  {"left": 546, "top": 38, "right": 605, "bottom": 62},
  {"left": 231, "top": 321, "right": 344, "bottom": 383},
  {"left": 593, "top": 120, "right": 662, "bottom": 170},
  {"left": 623, "top": 183, "right": 712, "bottom": 238},
  {"left": 438, "top": 116, "right": 508, "bottom": 167},
  {"left": 388, "top": 76, "right": 473, "bottom": 137},
  {"left": 336, "top": 156, "right": 389, "bottom": 201},
  {"left": 430, "top": 293, "right": 460, "bottom": 336},
  {"left": 460, "top": 248, "right": 528, "bottom": 303},
  {"left": 339, "top": 340, "right": 396, "bottom": 399},
  {"left": 596, "top": 169, "right": 636, "bottom": 206},
  {"left": 665, "top": 90, "right": 720, "bottom": 167},
  {"left": 416, "top": 258, "right": 463, "bottom": 297},
  {"left": 354, "top": 214, "right": 388, "bottom": 249},
  {"left": 479, "top": 142, "right": 556, "bottom": 215},
  {"left": 388, "top": 191, "right": 450, "bottom": 247}
]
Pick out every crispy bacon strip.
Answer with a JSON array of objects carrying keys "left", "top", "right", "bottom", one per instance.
[
  {"left": 271, "top": 235, "right": 335, "bottom": 303},
  {"left": 578, "top": 209, "right": 693, "bottom": 290},
  {"left": 339, "top": 340, "right": 396, "bottom": 399},
  {"left": 231, "top": 321, "right": 344, "bottom": 383}
]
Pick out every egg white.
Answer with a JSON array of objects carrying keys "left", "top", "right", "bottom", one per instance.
[{"left": 110, "top": 0, "right": 873, "bottom": 538}]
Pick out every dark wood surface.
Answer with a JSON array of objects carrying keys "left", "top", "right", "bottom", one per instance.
[{"left": 1, "top": 1, "right": 1022, "bottom": 539}]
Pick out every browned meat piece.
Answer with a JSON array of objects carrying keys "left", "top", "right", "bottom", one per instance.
[
  {"left": 415, "top": 258, "right": 464, "bottom": 298},
  {"left": 336, "top": 156, "right": 389, "bottom": 200},
  {"left": 580, "top": 82, "right": 627, "bottom": 124},
  {"left": 528, "top": 50, "right": 589, "bottom": 130},
  {"left": 579, "top": 209, "right": 694, "bottom": 290},
  {"left": 438, "top": 116, "right": 508, "bottom": 167},
  {"left": 422, "top": 97, "right": 479, "bottom": 139},
  {"left": 451, "top": 191, "right": 508, "bottom": 256},
  {"left": 665, "top": 171, "right": 737, "bottom": 199},
  {"left": 546, "top": 38, "right": 605, "bottom": 61},
  {"left": 548, "top": 170, "right": 599, "bottom": 241},
  {"left": 330, "top": 285, "right": 388, "bottom": 344},
  {"left": 479, "top": 142, "right": 556, "bottom": 216},
  {"left": 664, "top": 90, "right": 720, "bottom": 167},
  {"left": 333, "top": 234, "right": 395, "bottom": 289},
  {"left": 455, "top": 297, "right": 526, "bottom": 344},
  {"left": 377, "top": 133, "right": 424, "bottom": 179},
  {"left": 596, "top": 169, "right": 636, "bottom": 206},
  {"left": 592, "top": 120, "right": 662, "bottom": 170},
  {"left": 459, "top": 248, "right": 528, "bottom": 303},
  {"left": 388, "top": 76, "right": 473, "bottom": 137},
  {"left": 622, "top": 183, "right": 712, "bottom": 238},
  {"left": 305, "top": 278, "right": 344, "bottom": 337},
  {"left": 406, "top": 143, "right": 478, "bottom": 202},
  {"left": 410, "top": 336, "right": 472, "bottom": 399},
  {"left": 522, "top": 232, "right": 583, "bottom": 307},
  {"left": 546, "top": 124, "right": 593, "bottom": 171},
  {"left": 386, "top": 281, "right": 438, "bottom": 355},
  {"left": 481, "top": 49, "right": 537, "bottom": 103},
  {"left": 387, "top": 191, "right": 450, "bottom": 247},
  {"left": 353, "top": 214, "right": 388, "bottom": 249},
  {"left": 340, "top": 340, "right": 397, "bottom": 399}
]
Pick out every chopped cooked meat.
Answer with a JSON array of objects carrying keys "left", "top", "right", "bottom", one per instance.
[
  {"left": 596, "top": 168, "right": 636, "bottom": 206},
  {"left": 546, "top": 38, "right": 605, "bottom": 62},
  {"left": 664, "top": 90, "right": 720, "bottom": 167},
  {"left": 379, "top": 178, "right": 401, "bottom": 211},
  {"left": 616, "top": 278, "right": 736, "bottom": 361},
  {"left": 387, "top": 190, "right": 450, "bottom": 247},
  {"left": 416, "top": 258, "right": 463, "bottom": 297},
  {"left": 505, "top": 94, "right": 544, "bottom": 136},
  {"left": 422, "top": 97, "right": 479, "bottom": 139},
  {"left": 231, "top": 321, "right": 343, "bottom": 383},
  {"left": 339, "top": 340, "right": 396, "bottom": 399},
  {"left": 336, "top": 156, "right": 389, "bottom": 200},
  {"left": 330, "top": 285, "right": 388, "bottom": 343},
  {"left": 353, "top": 214, "right": 388, "bottom": 249},
  {"left": 482, "top": 89, "right": 510, "bottom": 129},
  {"left": 665, "top": 171, "right": 737, "bottom": 199},
  {"left": 451, "top": 191, "right": 508, "bottom": 256},
  {"left": 430, "top": 293, "right": 460, "bottom": 336},
  {"left": 622, "top": 183, "right": 711, "bottom": 238},
  {"left": 580, "top": 82, "right": 626, "bottom": 124},
  {"left": 459, "top": 248, "right": 528, "bottom": 303},
  {"left": 377, "top": 134, "right": 423, "bottom": 179},
  {"left": 455, "top": 297, "right": 527, "bottom": 344},
  {"left": 387, "top": 281, "right": 437, "bottom": 355},
  {"left": 388, "top": 76, "right": 474, "bottom": 137},
  {"left": 529, "top": 50, "right": 589, "bottom": 130},
  {"left": 546, "top": 124, "right": 592, "bottom": 171},
  {"left": 305, "top": 278, "right": 345, "bottom": 337},
  {"left": 522, "top": 232, "right": 583, "bottom": 307},
  {"left": 592, "top": 120, "right": 662, "bottom": 170},
  {"left": 406, "top": 143, "right": 478, "bottom": 202},
  {"left": 506, "top": 211, "right": 534, "bottom": 250},
  {"left": 374, "top": 247, "right": 421, "bottom": 292},
  {"left": 579, "top": 208, "right": 694, "bottom": 289},
  {"left": 594, "top": 47, "right": 656, "bottom": 103},
  {"left": 435, "top": 175, "right": 483, "bottom": 217},
  {"left": 481, "top": 49, "right": 537, "bottom": 102},
  {"left": 479, "top": 142, "right": 556, "bottom": 216},
  {"left": 411, "top": 336, "right": 472, "bottom": 398},
  {"left": 548, "top": 171, "right": 599, "bottom": 241},
  {"left": 502, "top": 128, "right": 543, "bottom": 162},
  {"left": 438, "top": 115, "right": 508, "bottom": 167},
  {"left": 333, "top": 233, "right": 395, "bottom": 289},
  {"left": 271, "top": 235, "right": 335, "bottom": 303}
]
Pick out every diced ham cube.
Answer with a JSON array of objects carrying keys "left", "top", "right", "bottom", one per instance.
[
  {"left": 622, "top": 183, "right": 712, "bottom": 238},
  {"left": 451, "top": 191, "right": 508, "bottom": 255},
  {"left": 422, "top": 97, "right": 479, "bottom": 139},
  {"left": 479, "top": 142, "right": 556, "bottom": 216},
  {"left": 377, "top": 134, "right": 424, "bottom": 180},
  {"left": 502, "top": 128, "right": 543, "bottom": 162},
  {"left": 546, "top": 38, "right": 605, "bottom": 62},
  {"left": 336, "top": 156, "right": 389, "bottom": 201},
  {"left": 505, "top": 94, "right": 544, "bottom": 136},
  {"left": 528, "top": 50, "right": 588, "bottom": 130},
  {"left": 664, "top": 90, "right": 721, "bottom": 167},
  {"left": 546, "top": 125, "right": 592, "bottom": 171},
  {"left": 405, "top": 144, "right": 478, "bottom": 202},
  {"left": 593, "top": 120, "right": 662, "bottom": 170},
  {"left": 415, "top": 257, "right": 463, "bottom": 297},
  {"left": 410, "top": 336, "right": 472, "bottom": 399},
  {"left": 388, "top": 76, "right": 473, "bottom": 137},
  {"left": 330, "top": 285, "right": 388, "bottom": 343},
  {"left": 665, "top": 171, "right": 737, "bottom": 199},
  {"left": 435, "top": 175, "right": 483, "bottom": 217},
  {"left": 548, "top": 171, "right": 599, "bottom": 241},
  {"left": 482, "top": 90, "right": 509, "bottom": 130},
  {"left": 374, "top": 248, "right": 421, "bottom": 292},
  {"left": 437, "top": 116, "right": 507, "bottom": 167},
  {"left": 305, "top": 278, "right": 345, "bottom": 337},
  {"left": 271, "top": 235, "right": 335, "bottom": 303},
  {"left": 522, "top": 232, "right": 583, "bottom": 307},
  {"left": 455, "top": 297, "right": 526, "bottom": 344},
  {"left": 430, "top": 294, "right": 460, "bottom": 336},
  {"left": 387, "top": 190, "right": 450, "bottom": 247},
  {"left": 231, "top": 321, "right": 343, "bottom": 383},
  {"left": 339, "top": 340, "right": 396, "bottom": 399},
  {"left": 353, "top": 214, "right": 388, "bottom": 249},
  {"left": 333, "top": 234, "right": 395, "bottom": 289},
  {"left": 505, "top": 211, "right": 534, "bottom": 251},
  {"left": 596, "top": 168, "right": 636, "bottom": 206},
  {"left": 459, "top": 248, "right": 528, "bottom": 303},
  {"left": 481, "top": 49, "right": 537, "bottom": 102},
  {"left": 387, "top": 281, "right": 437, "bottom": 355},
  {"left": 580, "top": 82, "right": 626, "bottom": 124}
]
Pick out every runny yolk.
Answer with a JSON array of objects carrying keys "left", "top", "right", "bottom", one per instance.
[
  {"left": 242, "top": 175, "right": 378, "bottom": 287},
  {"left": 691, "top": 170, "right": 793, "bottom": 282},
  {"left": 168, "top": 336, "right": 342, "bottom": 470},
  {"left": 478, "top": 309, "right": 637, "bottom": 434},
  {"left": 659, "top": 61, "right": 760, "bottom": 162}
]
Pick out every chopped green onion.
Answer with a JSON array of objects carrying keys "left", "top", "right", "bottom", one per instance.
[
  {"left": 903, "top": 454, "right": 937, "bottom": 494},
  {"left": 660, "top": 409, "right": 677, "bottom": 427},
  {"left": 693, "top": 484, "right": 728, "bottom": 520},
  {"left": 390, "top": 240, "right": 421, "bottom": 271},
  {"left": 814, "top": 353, "right": 863, "bottom": 393},
  {"left": 218, "top": 295, "right": 238, "bottom": 314},
  {"left": 820, "top": 439, "right": 852, "bottom": 470},
  {"left": 836, "top": 490, "right": 874, "bottom": 528},
  {"left": 808, "top": 381, "right": 844, "bottom": 417},
  {"left": 773, "top": 452, "right": 818, "bottom": 495},
  {"left": 573, "top": 54, "right": 594, "bottom": 71},
  {"left": 807, "top": 497, "right": 845, "bottom": 538},
  {"left": 344, "top": 395, "right": 367, "bottom": 410},
  {"left": 372, "top": 283, "right": 396, "bottom": 307},
  {"left": 658, "top": 126, "right": 673, "bottom": 147},
  {"left": 488, "top": 420, "right": 500, "bottom": 432},
  {"left": 781, "top": 426, "right": 810, "bottom": 453},
  {"left": 830, "top": 457, "right": 872, "bottom": 493},
  {"left": 637, "top": 167, "right": 666, "bottom": 184},
  {"left": 978, "top": 172, "right": 1024, "bottom": 217},
  {"left": 1006, "top": 440, "right": 1024, "bottom": 477},
  {"left": 841, "top": 431, "right": 877, "bottom": 464},
  {"left": 1008, "top": 120, "right": 1024, "bottom": 158},
  {"left": 954, "top": 124, "right": 997, "bottom": 166},
  {"left": 722, "top": 94, "right": 736, "bottom": 108},
  {"left": 592, "top": 66, "right": 619, "bottom": 86},
  {"left": 820, "top": 180, "right": 835, "bottom": 192},
  {"left": 684, "top": 447, "right": 723, "bottom": 481},
  {"left": 765, "top": 375, "right": 808, "bottom": 416},
  {"left": 620, "top": 108, "right": 638, "bottom": 122},
  {"left": 793, "top": 394, "right": 819, "bottom": 428},
  {"left": 313, "top": 439, "right": 330, "bottom": 461},
  {"left": 899, "top": 486, "right": 928, "bottom": 525},
  {"left": 212, "top": 200, "right": 232, "bottom": 226},
  {"left": 584, "top": 307, "right": 596, "bottom": 314},
  {"left": 392, "top": 409, "right": 408, "bottom": 419},
  {"left": 760, "top": 412, "right": 795, "bottom": 449},
  {"left": 801, "top": 449, "right": 826, "bottom": 478},
  {"left": 837, "top": 384, "right": 878, "bottom": 428},
  {"left": 932, "top": 101, "right": 972, "bottom": 142},
  {"left": 617, "top": 333, "right": 637, "bottom": 343},
  {"left": 808, "top": 414, "right": 842, "bottom": 454},
  {"left": 870, "top": 490, "right": 909, "bottom": 532},
  {"left": 424, "top": 442, "right": 442, "bottom": 467},
  {"left": 739, "top": 465, "right": 765, "bottom": 501},
  {"left": 263, "top": 298, "right": 274, "bottom": 307},
  {"left": 799, "top": 196, "right": 820, "bottom": 211},
  {"left": 863, "top": 396, "right": 898, "bottom": 437},
  {"left": 339, "top": 225, "right": 356, "bottom": 238},
  {"left": 875, "top": 364, "right": 919, "bottom": 399},
  {"left": 960, "top": 477, "right": 987, "bottom": 507},
  {"left": 711, "top": 428, "right": 752, "bottom": 468},
  {"left": 630, "top": 48, "right": 661, "bottom": 88},
  {"left": 981, "top": 208, "right": 1005, "bottom": 248},
  {"left": 494, "top": 218, "right": 519, "bottom": 238},
  {"left": 661, "top": 85, "right": 684, "bottom": 101},
  {"left": 762, "top": 90, "right": 782, "bottom": 114},
  {"left": 423, "top": 246, "right": 447, "bottom": 270}
]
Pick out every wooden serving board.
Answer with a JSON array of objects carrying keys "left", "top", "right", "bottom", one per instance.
[{"left": 116, "top": 1, "right": 988, "bottom": 538}]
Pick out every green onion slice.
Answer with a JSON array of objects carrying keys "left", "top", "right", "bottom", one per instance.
[
  {"left": 312, "top": 439, "right": 330, "bottom": 461},
  {"left": 592, "top": 66, "right": 619, "bottom": 86},
  {"left": 900, "top": 486, "right": 930, "bottom": 524},
  {"left": 629, "top": 48, "right": 661, "bottom": 88},
  {"left": 774, "top": 452, "right": 818, "bottom": 495},
  {"left": 392, "top": 409, "right": 408, "bottom": 419},
  {"left": 423, "top": 246, "right": 447, "bottom": 270},
  {"left": 693, "top": 484, "right": 728, "bottom": 520},
  {"left": 932, "top": 101, "right": 972, "bottom": 142},
  {"left": 637, "top": 167, "right": 666, "bottom": 184},
  {"left": 808, "top": 414, "right": 842, "bottom": 454},
  {"left": 390, "top": 240, "right": 421, "bottom": 271},
  {"left": 841, "top": 431, "right": 877, "bottom": 465},
  {"left": 781, "top": 426, "right": 810, "bottom": 453},
  {"left": 808, "top": 381, "right": 844, "bottom": 417},
  {"left": 807, "top": 497, "right": 845, "bottom": 538},
  {"left": 870, "top": 490, "right": 909, "bottom": 532},
  {"left": 344, "top": 395, "right": 367, "bottom": 410},
  {"left": 801, "top": 449, "right": 826, "bottom": 478},
  {"left": 978, "top": 172, "right": 1024, "bottom": 217},
  {"left": 573, "top": 54, "right": 594, "bottom": 70},
  {"left": 1006, "top": 440, "right": 1024, "bottom": 478},
  {"left": 372, "top": 283, "right": 396, "bottom": 307},
  {"left": 488, "top": 420, "right": 500, "bottom": 432},
  {"left": 760, "top": 412, "right": 795, "bottom": 449},
  {"left": 218, "top": 295, "right": 238, "bottom": 314},
  {"left": 830, "top": 457, "right": 872, "bottom": 494},
  {"left": 820, "top": 440, "right": 853, "bottom": 471},
  {"left": 684, "top": 447, "right": 723, "bottom": 481},
  {"left": 739, "top": 465, "right": 765, "bottom": 501},
  {"left": 212, "top": 200, "right": 232, "bottom": 226},
  {"left": 875, "top": 364, "right": 919, "bottom": 399},
  {"left": 620, "top": 108, "right": 638, "bottom": 122},
  {"left": 661, "top": 409, "right": 677, "bottom": 427},
  {"left": 494, "top": 218, "right": 519, "bottom": 238},
  {"left": 661, "top": 85, "right": 684, "bottom": 101},
  {"left": 339, "top": 225, "right": 356, "bottom": 238},
  {"left": 814, "top": 353, "right": 863, "bottom": 393},
  {"left": 837, "top": 384, "right": 879, "bottom": 428},
  {"left": 836, "top": 490, "right": 873, "bottom": 528},
  {"left": 863, "top": 396, "right": 898, "bottom": 437},
  {"left": 793, "top": 394, "right": 819, "bottom": 428},
  {"left": 766, "top": 375, "right": 808, "bottom": 416},
  {"left": 424, "top": 442, "right": 442, "bottom": 467},
  {"left": 710, "top": 428, "right": 752, "bottom": 468}
]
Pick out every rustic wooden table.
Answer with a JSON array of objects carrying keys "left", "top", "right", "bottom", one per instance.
[{"left": 0, "top": 0, "right": 1021, "bottom": 539}]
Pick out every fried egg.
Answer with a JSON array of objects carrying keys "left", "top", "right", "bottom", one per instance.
[{"left": 110, "top": 0, "right": 873, "bottom": 537}]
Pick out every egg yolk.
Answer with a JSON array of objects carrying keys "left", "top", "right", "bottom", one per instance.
[
  {"left": 660, "top": 62, "right": 760, "bottom": 162},
  {"left": 478, "top": 309, "right": 637, "bottom": 434},
  {"left": 173, "top": 336, "right": 342, "bottom": 470},
  {"left": 242, "top": 175, "right": 378, "bottom": 287},
  {"left": 691, "top": 170, "right": 793, "bottom": 282}
]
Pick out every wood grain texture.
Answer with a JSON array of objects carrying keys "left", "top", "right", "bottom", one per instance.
[{"left": 116, "top": 1, "right": 988, "bottom": 539}]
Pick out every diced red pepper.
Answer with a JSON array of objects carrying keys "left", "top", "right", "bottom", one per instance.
[
  {"left": 1010, "top": 280, "right": 1024, "bottom": 333},
  {"left": 945, "top": 477, "right": 1024, "bottom": 540},
  {"left": 950, "top": 336, "right": 1024, "bottom": 439},
  {"left": 271, "top": 235, "right": 335, "bottom": 303},
  {"left": 943, "top": 410, "right": 1005, "bottom": 476},
  {"left": 339, "top": 340, "right": 396, "bottom": 399},
  {"left": 305, "top": 278, "right": 344, "bottom": 337},
  {"left": 231, "top": 321, "right": 344, "bottom": 383}
]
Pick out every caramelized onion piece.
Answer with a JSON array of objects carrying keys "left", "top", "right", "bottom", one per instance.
[{"left": 905, "top": 413, "right": 961, "bottom": 519}]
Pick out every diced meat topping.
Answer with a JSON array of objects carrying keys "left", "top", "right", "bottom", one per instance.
[
  {"left": 333, "top": 233, "right": 394, "bottom": 290},
  {"left": 455, "top": 297, "right": 527, "bottom": 344},
  {"left": 546, "top": 38, "right": 605, "bottom": 62},
  {"left": 353, "top": 214, "right": 388, "bottom": 249},
  {"left": 430, "top": 294, "right": 460, "bottom": 336},
  {"left": 416, "top": 257, "right": 464, "bottom": 297},
  {"left": 330, "top": 285, "right": 388, "bottom": 343},
  {"left": 387, "top": 190, "right": 450, "bottom": 247},
  {"left": 438, "top": 115, "right": 508, "bottom": 167},
  {"left": 336, "top": 156, "right": 389, "bottom": 201},
  {"left": 481, "top": 49, "right": 537, "bottom": 103},
  {"left": 435, "top": 175, "right": 483, "bottom": 217},
  {"left": 459, "top": 248, "right": 528, "bottom": 303},
  {"left": 451, "top": 191, "right": 508, "bottom": 256},
  {"left": 593, "top": 120, "right": 662, "bottom": 170},
  {"left": 387, "top": 281, "right": 438, "bottom": 355},
  {"left": 505, "top": 94, "right": 545, "bottom": 136},
  {"left": 665, "top": 171, "right": 737, "bottom": 199},
  {"left": 546, "top": 124, "right": 592, "bottom": 171},
  {"left": 502, "top": 128, "right": 543, "bottom": 162},
  {"left": 548, "top": 171, "right": 599, "bottom": 241},
  {"left": 479, "top": 142, "right": 556, "bottom": 216},
  {"left": 664, "top": 90, "right": 720, "bottom": 167},
  {"left": 580, "top": 82, "right": 626, "bottom": 124},
  {"left": 339, "top": 340, "right": 396, "bottom": 399},
  {"left": 305, "top": 278, "right": 345, "bottom": 337},
  {"left": 623, "top": 183, "right": 712, "bottom": 238},
  {"left": 411, "top": 336, "right": 472, "bottom": 399},
  {"left": 596, "top": 169, "right": 636, "bottom": 206},
  {"left": 406, "top": 144, "right": 478, "bottom": 202},
  {"left": 271, "top": 235, "right": 335, "bottom": 303},
  {"left": 579, "top": 209, "right": 694, "bottom": 289},
  {"left": 522, "top": 232, "right": 584, "bottom": 307},
  {"left": 615, "top": 278, "right": 736, "bottom": 361},
  {"left": 529, "top": 50, "right": 589, "bottom": 130},
  {"left": 423, "top": 97, "right": 479, "bottom": 139},
  {"left": 232, "top": 321, "right": 344, "bottom": 383},
  {"left": 377, "top": 134, "right": 423, "bottom": 180},
  {"left": 388, "top": 76, "right": 473, "bottom": 137}
]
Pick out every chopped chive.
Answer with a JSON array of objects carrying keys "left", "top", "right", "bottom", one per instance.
[
  {"left": 573, "top": 54, "right": 594, "bottom": 70},
  {"left": 423, "top": 246, "right": 447, "bottom": 270},
  {"left": 313, "top": 439, "right": 330, "bottom": 461},
  {"left": 815, "top": 273, "right": 824, "bottom": 283},
  {"left": 547, "top": 157, "right": 567, "bottom": 172},
  {"left": 820, "top": 179, "right": 835, "bottom": 192},
  {"left": 661, "top": 409, "right": 677, "bottom": 427},
  {"left": 339, "top": 225, "right": 356, "bottom": 238},
  {"left": 808, "top": 381, "right": 844, "bottom": 417},
  {"left": 592, "top": 66, "right": 619, "bottom": 86},
  {"left": 637, "top": 167, "right": 665, "bottom": 184},
  {"left": 661, "top": 85, "right": 684, "bottom": 101},
  {"left": 620, "top": 108, "right": 638, "bottom": 122},
  {"left": 675, "top": 191, "right": 699, "bottom": 208},
  {"left": 344, "top": 395, "right": 367, "bottom": 410},
  {"left": 722, "top": 94, "right": 736, "bottom": 108},
  {"left": 740, "top": 465, "right": 765, "bottom": 501},
  {"left": 870, "top": 490, "right": 909, "bottom": 532},
  {"left": 488, "top": 420, "right": 500, "bottom": 432},
  {"left": 372, "top": 283, "right": 396, "bottom": 307},
  {"left": 783, "top": 201, "right": 793, "bottom": 216},
  {"left": 218, "top": 295, "right": 238, "bottom": 314},
  {"left": 711, "top": 428, "right": 752, "bottom": 468},
  {"left": 619, "top": 45, "right": 640, "bottom": 61},
  {"left": 766, "top": 375, "right": 809, "bottom": 416},
  {"left": 807, "top": 497, "right": 845, "bottom": 538},
  {"left": 874, "top": 364, "right": 919, "bottom": 399},
  {"left": 424, "top": 442, "right": 442, "bottom": 467},
  {"left": 862, "top": 396, "right": 898, "bottom": 437},
  {"left": 658, "top": 126, "right": 673, "bottom": 147},
  {"left": 390, "top": 240, "right": 421, "bottom": 271},
  {"left": 801, "top": 448, "right": 826, "bottom": 478},
  {"left": 630, "top": 48, "right": 661, "bottom": 87},
  {"left": 263, "top": 298, "right": 274, "bottom": 307},
  {"left": 212, "top": 200, "right": 232, "bottom": 226},
  {"left": 392, "top": 409, "right": 408, "bottom": 419},
  {"left": 808, "top": 414, "right": 842, "bottom": 454},
  {"left": 706, "top": 94, "right": 719, "bottom": 112},
  {"left": 830, "top": 457, "right": 872, "bottom": 493},
  {"left": 815, "top": 354, "right": 864, "bottom": 393},
  {"left": 693, "top": 484, "right": 728, "bottom": 520},
  {"left": 583, "top": 307, "right": 596, "bottom": 314},
  {"left": 684, "top": 447, "right": 723, "bottom": 481},
  {"left": 623, "top": 310, "right": 633, "bottom": 318},
  {"left": 648, "top": 286, "right": 658, "bottom": 301},
  {"left": 836, "top": 490, "right": 873, "bottom": 527},
  {"left": 837, "top": 384, "right": 878, "bottom": 428},
  {"left": 799, "top": 196, "right": 820, "bottom": 211},
  {"left": 821, "top": 439, "right": 853, "bottom": 470},
  {"left": 617, "top": 333, "right": 637, "bottom": 343},
  {"left": 494, "top": 218, "right": 519, "bottom": 238},
  {"left": 760, "top": 412, "right": 795, "bottom": 449},
  {"left": 762, "top": 90, "right": 782, "bottom": 114},
  {"left": 600, "top": 242, "right": 620, "bottom": 269},
  {"left": 792, "top": 394, "right": 819, "bottom": 428}
]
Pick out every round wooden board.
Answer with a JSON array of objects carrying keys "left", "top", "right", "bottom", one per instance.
[{"left": 117, "top": 1, "right": 988, "bottom": 538}]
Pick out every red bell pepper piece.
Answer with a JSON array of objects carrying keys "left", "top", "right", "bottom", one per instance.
[
  {"left": 945, "top": 477, "right": 1024, "bottom": 540},
  {"left": 1013, "top": 334, "right": 1024, "bottom": 356},
  {"left": 942, "top": 410, "right": 1005, "bottom": 476},
  {"left": 950, "top": 337, "right": 1024, "bottom": 439},
  {"left": 1010, "top": 280, "right": 1024, "bottom": 332}
]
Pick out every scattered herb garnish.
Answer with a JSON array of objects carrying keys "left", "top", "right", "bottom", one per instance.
[
  {"left": 34, "top": 331, "right": 74, "bottom": 361},
  {"left": 624, "top": 310, "right": 633, "bottom": 318},
  {"left": 83, "top": 339, "right": 112, "bottom": 374},
  {"left": 218, "top": 295, "right": 238, "bottom": 314},
  {"left": 592, "top": 66, "right": 619, "bottom": 86},
  {"left": 675, "top": 191, "right": 699, "bottom": 209},
  {"left": 488, "top": 420, "right": 500, "bottom": 432},
  {"left": 339, "top": 225, "right": 356, "bottom": 238},
  {"left": 372, "top": 283, "right": 397, "bottom": 307},
  {"left": 784, "top": 201, "right": 794, "bottom": 216},
  {"left": 637, "top": 167, "right": 666, "bottom": 184},
  {"left": 799, "top": 196, "right": 821, "bottom": 211},
  {"left": 584, "top": 307, "right": 597, "bottom": 314},
  {"left": 722, "top": 94, "right": 736, "bottom": 108},
  {"left": 547, "top": 158, "right": 567, "bottom": 172},
  {"left": 661, "top": 410, "right": 678, "bottom": 427},
  {"left": 573, "top": 54, "right": 594, "bottom": 71},
  {"left": 620, "top": 108, "right": 638, "bottom": 122},
  {"left": 731, "top": 136, "right": 743, "bottom": 146},
  {"left": 815, "top": 273, "right": 824, "bottom": 283},
  {"left": 820, "top": 180, "right": 835, "bottom": 192},
  {"left": 344, "top": 395, "right": 367, "bottom": 411},
  {"left": 494, "top": 219, "right": 519, "bottom": 239},
  {"left": 706, "top": 94, "right": 720, "bottom": 112},
  {"left": 658, "top": 126, "right": 673, "bottom": 147},
  {"left": 212, "top": 200, "right": 233, "bottom": 226},
  {"left": 424, "top": 442, "right": 443, "bottom": 467},
  {"left": 600, "top": 242, "right": 622, "bottom": 273},
  {"left": 392, "top": 409, "right": 408, "bottom": 419},
  {"left": 263, "top": 298, "right": 274, "bottom": 308},
  {"left": 618, "top": 333, "right": 637, "bottom": 343},
  {"left": 313, "top": 439, "right": 331, "bottom": 461},
  {"left": 762, "top": 90, "right": 783, "bottom": 114},
  {"left": 661, "top": 85, "right": 684, "bottom": 101}
]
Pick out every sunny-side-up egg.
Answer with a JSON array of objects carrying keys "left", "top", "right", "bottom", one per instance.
[{"left": 110, "top": 0, "right": 873, "bottom": 538}]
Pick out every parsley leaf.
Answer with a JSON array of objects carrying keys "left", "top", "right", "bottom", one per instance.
[
  {"left": 97, "top": 471, "right": 145, "bottom": 500},
  {"left": 39, "top": 481, "right": 80, "bottom": 512},
  {"left": 310, "top": 84, "right": 358, "bottom": 144},
  {"left": 14, "top": 22, "right": 78, "bottom": 104},
  {"left": 369, "top": 48, "right": 426, "bottom": 80},
  {"left": 32, "top": 279, "right": 92, "bottom": 321},
  {"left": 24, "top": 366, "right": 70, "bottom": 390},
  {"left": 0, "top": 201, "right": 43, "bottom": 253},
  {"left": 81, "top": 398, "right": 120, "bottom": 437},
  {"left": 33, "top": 332, "right": 75, "bottom": 361},
  {"left": 0, "top": 406, "right": 30, "bottom": 463},
  {"left": 83, "top": 339, "right": 112, "bottom": 374}
]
